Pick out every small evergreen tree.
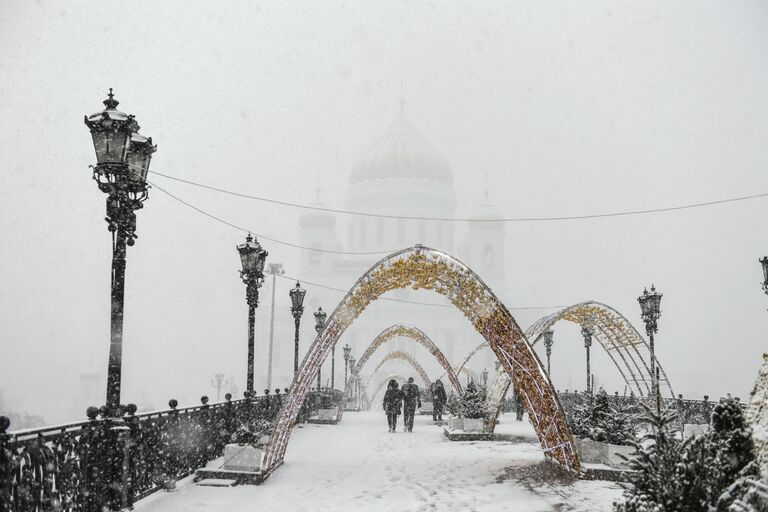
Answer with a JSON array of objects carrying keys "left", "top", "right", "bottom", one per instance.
[
  {"left": 460, "top": 381, "right": 487, "bottom": 419},
  {"left": 614, "top": 397, "right": 758, "bottom": 512},
  {"left": 569, "top": 389, "right": 637, "bottom": 445},
  {"left": 614, "top": 404, "right": 682, "bottom": 512}
]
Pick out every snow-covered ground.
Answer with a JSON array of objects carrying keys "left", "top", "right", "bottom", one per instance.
[{"left": 136, "top": 412, "right": 624, "bottom": 512}]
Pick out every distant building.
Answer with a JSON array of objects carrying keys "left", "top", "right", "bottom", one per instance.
[{"left": 298, "top": 104, "right": 506, "bottom": 381}]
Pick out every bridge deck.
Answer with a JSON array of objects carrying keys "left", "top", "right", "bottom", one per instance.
[{"left": 135, "top": 411, "right": 621, "bottom": 512}]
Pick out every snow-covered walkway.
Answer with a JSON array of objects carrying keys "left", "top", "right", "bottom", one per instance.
[{"left": 135, "top": 411, "right": 623, "bottom": 512}]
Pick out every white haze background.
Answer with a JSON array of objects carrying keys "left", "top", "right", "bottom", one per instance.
[{"left": 1, "top": 0, "right": 767, "bottom": 424}]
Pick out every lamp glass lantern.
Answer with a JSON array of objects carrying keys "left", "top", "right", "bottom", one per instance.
[
  {"left": 314, "top": 306, "right": 327, "bottom": 331},
  {"left": 237, "top": 234, "right": 268, "bottom": 277},
  {"left": 761, "top": 257, "right": 768, "bottom": 292},
  {"left": 126, "top": 133, "right": 157, "bottom": 182},
  {"left": 290, "top": 281, "right": 306, "bottom": 311},
  {"left": 638, "top": 289, "right": 651, "bottom": 317},
  {"left": 84, "top": 90, "right": 137, "bottom": 165},
  {"left": 343, "top": 344, "right": 351, "bottom": 361}
]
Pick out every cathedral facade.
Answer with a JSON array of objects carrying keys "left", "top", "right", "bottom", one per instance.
[{"left": 297, "top": 107, "right": 506, "bottom": 390}]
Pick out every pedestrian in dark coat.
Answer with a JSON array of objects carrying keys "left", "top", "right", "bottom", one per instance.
[
  {"left": 382, "top": 380, "right": 404, "bottom": 433},
  {"left": 400, "top": 377, "right": 421, "bottom": 432},
  {"left": 431, "top": 379, "right": 447, "bottom": 421}
]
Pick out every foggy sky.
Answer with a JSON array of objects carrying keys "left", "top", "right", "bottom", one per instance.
[{"left": 1, "top": 0, "right": 768, "bottom": 424}]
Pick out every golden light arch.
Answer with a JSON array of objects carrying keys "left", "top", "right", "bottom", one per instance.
[
  {"left": 485, "top": 300, "right": 677, "bottom": 430},
  {"left": 368, "top": 373, "right": 406, "bottom": 406},
  {"left": 261, "top": 245, "right": 578, "bottom": 479},
  {"left": 457, "top": 366, "right": 480, "bottom": 385},
  {"left": 367, "top": 350, "right": 431, "bottom": 389},
  {"left": 456, "top": 341, "right": 490, "bottom": 376},
  {"left": 336, "top": 324, "right": 463, "bottom": 420}
]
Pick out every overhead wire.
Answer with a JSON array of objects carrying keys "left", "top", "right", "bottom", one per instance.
[
  {"left": 148, "top": 170, "right": 768, "bottom": 223},
  {"left": 148, "top": 180, "right": 565, "bottom": 311},
  {"left": 147, "top": 180, "right": 398, "bottom": 256}
]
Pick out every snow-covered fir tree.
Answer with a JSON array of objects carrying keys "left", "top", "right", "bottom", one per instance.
[
  {"left": 569, "top": 389, "right": 638, "bottom": 445},
  {"left": 460, "top": 381, "right": 487, "bottom": 419},
  {"left": 615, "top": 397, "right": 758, "bottom": 512}
]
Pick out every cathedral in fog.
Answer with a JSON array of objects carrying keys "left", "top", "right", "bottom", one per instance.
[{"left": 297, "top": 103, "right": 506, "bottom": 386}]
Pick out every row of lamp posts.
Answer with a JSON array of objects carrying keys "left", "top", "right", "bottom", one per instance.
[{"left": 86, "top": 90, "right": 342, "bottom": 414}]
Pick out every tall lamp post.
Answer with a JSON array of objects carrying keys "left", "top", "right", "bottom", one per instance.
[
  {"left": 289, "top": 281, "right": 306, "bottom": 378},
  {"left": 542, "top": 329, "right": 555, "bottom": 375},
  {"left": 237, "top": 234, "right": 268, "bottom": 392},
  {"left": 349, "top": 356, "right": 357, "bottom": 406},
  {"left": 638, "top": 285, "right": 663, "bottom": 396},
  {"left": 343, "top": 344, "right": 351, "bottom": 386},
  {"left": 266, "top": 263, "right": 284, "bottom": 389},
  {"left": 85, "top": 89, "right": 156, "bottom": 416},
  {"left": 314, "top": 307, "right": 328, "bottom": 386},
  {"left": 581, "top": 326, "right": 592, "bottom": 393}
]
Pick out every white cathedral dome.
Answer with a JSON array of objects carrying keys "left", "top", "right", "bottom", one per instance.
[{"left": 349, "top": 113, "right": 453, "bottom": 186}]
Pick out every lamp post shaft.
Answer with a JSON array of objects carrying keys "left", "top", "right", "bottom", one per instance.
[
  {"left": 648, "top": 330, "right": 656, "bottom": 396},
  {"left": 267, "top": 271, "right": 277, "bottom": 389},
  {"left": 293, "top": 316, "right": 301, "bottom": 375},
  {"left": 317, "top": 362, "right": 322, "bottom": 390},
  {"left": 247, "top": 304, "right": 255, "bottom": 391},
  {"left": 585, "top": 344, "right": 591, "bottom": 393},
  {"left": 106, "top": 228, "right": 128, "bottom": 414}
]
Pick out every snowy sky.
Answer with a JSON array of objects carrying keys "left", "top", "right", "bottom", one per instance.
[{"left": 1, "top": 0, "right": 768, "bottom": 424}]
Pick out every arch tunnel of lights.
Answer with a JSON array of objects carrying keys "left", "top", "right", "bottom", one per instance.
[{"left": 262, "top": 245, "right": 580, "bottom": 478}]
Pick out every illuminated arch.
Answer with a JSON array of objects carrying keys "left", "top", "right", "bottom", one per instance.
[
  {"left": 337, "top": 324, "right": 463, "bottom": 416},
  {"left": 369, "top": 374, "right": 406, "bottom": 406},
  {"left": 438, "top": 341, "right": 489, "bottom": 382},
  {"left": 485, "top": 301, "right": 677, "bottom": 426},
  {"left": 456, "top": 341, "right": 489, "bottom": 375},
  {"left": 263, "top": 245, "right": 579, "bottom": 478},
  {"left": 367, "top": 350, "right": 431, "bottom": 389},
  {"left": 457, "top": 366, "right": 480, "bottom": 385}
]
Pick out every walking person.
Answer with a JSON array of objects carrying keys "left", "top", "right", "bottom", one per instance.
[
  {"left": 401, "top": 377, "right": 421, "bottom": 432},
  {"left": 431, "top": 379, "right": 447, "bottom": 422},
  {"left": 382, "top": 380, "right": 403, "bottom": 433}
]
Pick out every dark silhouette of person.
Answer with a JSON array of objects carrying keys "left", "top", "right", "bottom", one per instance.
[
  {"left": 382, "top": 380, "right": 404, "bottom": 433},
  {"left": 400, "top": 377, "right": 421, "bottom": 432},
  {"left": 431, "top": 379, "right": 447, "bottom": 421}
]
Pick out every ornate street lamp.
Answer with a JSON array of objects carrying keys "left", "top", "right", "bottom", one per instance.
[
  {"left": 581, "top": 326, "right": 592, "bottom": 393},
  {"left": 760, "top": 257, "right": 768, "bottom": 295},
  {"left": 85, "top": 89, "right": 156, "bottom": 416},
  {"left": 542, "top": 329, "right": 555, "bottom": 375},
  {"left": 343, "top": 343, "right": 351, "bottom": 388},
  {"left": 638, "top": 285, "right": 662, "bottom": 395},
  {"left": 289, "top": 281, "right": 306, "bottom": 377},
  {"left": 314, "top": 307, "right": 328, "bottom": 387},
  {"left": 237, "top": 234, "right": 268, "bottom": 392}
]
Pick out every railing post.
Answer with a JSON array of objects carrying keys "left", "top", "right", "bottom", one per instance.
[
  {"left": 0, "top": 416, "right": 11, "bottom": 512},
  {"left": 108, "top": 405, "right": 130, "bottom": 511},
  {"left": 163, "top": 399, "right": 179, "bottom": 491},
  {"left": 199, "top": 396, "right": 211, "bottom": 467},
  {"left": 123, "top": 404, "right": 139, "bottom": 510}
]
